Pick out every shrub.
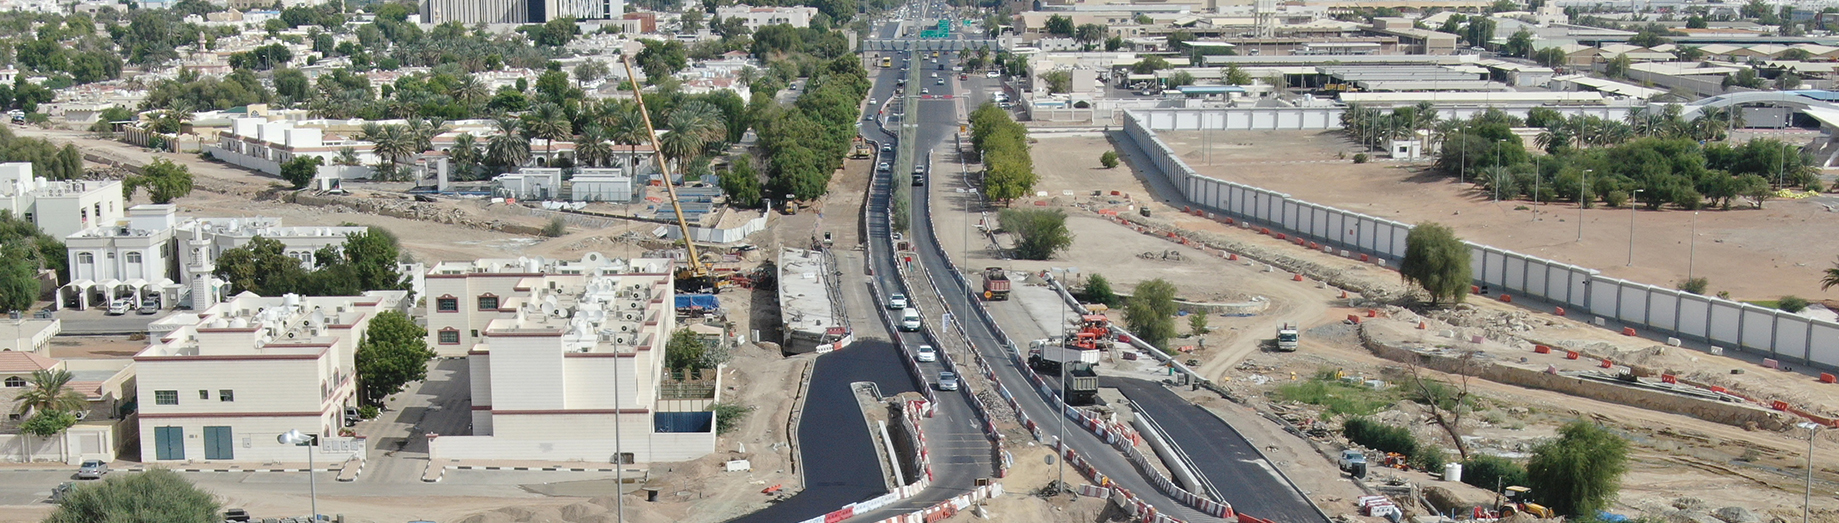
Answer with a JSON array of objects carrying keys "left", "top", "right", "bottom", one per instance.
[
  {"left": 1807, "top": 178, "right": 1825, "bottom": 193},
  {"left": 1778, "top": 295, "right": 1809, "bottom": 313},
  {"left": 1343, "top": 417, "right": 1418, "bottom": 457},
  {"left": 1100, "top": 151, "right": 1119, "bottom": 168},
  {"left": 358, "top": 405, "right": 380, "bottom": 420},
  {"left": 542, "top": 216, "right": 567, "bottom": 237},
  {"left": 711, "top": 402, "right": 751, "bottom": 435},
  {"left": 1677, "top": 277, "right": 1709, "bottom": 295},
  {"left": 998, "top": 208, "right": 1073, "bottom": 260},
  {"left": 1463, "top": 454, "right": 1530, "bottom": 490},
  {"left": 1353, "top": 153, "right": 1369, "bottom": 163},
  {"left": 1274, "top": 380, "right": 1396, "bottom": 419},
  {"left": 1411, "top": 446, "right": 1447, "bottom": 473},
  {"left": 1604, "top": 190, "right": 1629, "bottom": 208}
]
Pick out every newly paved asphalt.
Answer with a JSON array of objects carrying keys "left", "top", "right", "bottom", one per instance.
[{"left": 1105, "top": 378, "right": 1326, "bottom": 523}]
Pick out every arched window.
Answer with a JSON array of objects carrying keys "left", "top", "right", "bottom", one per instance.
[
  {"left": 126, "top": 252, "right": 142, "bottom": 263},
  {"left": 3, "top": 376, "right": 24, "bottom": 388},
  {"left": 77, "top": 253, "right": 93, "bottom": 264}
]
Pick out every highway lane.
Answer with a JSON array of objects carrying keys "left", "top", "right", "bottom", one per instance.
[
  {"left": 1105, "top": 378, "right": 1327, "bottom": 523},
  {"left": 891, "top": 49, "right": 1222, "bottom": 522}
]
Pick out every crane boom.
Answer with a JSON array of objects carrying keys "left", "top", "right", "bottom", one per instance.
[{"left": 620, "top": 54, "right": 708, "bottom": 280}]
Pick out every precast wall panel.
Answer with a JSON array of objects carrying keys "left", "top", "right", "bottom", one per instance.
[
  {"left": 1504, "top": 255, "right": 1528, "bottom": 293},
  {"left": 1569, "top": 271, "right": 1592, "bottom": 310},
  {"left": 1310, "top": 205, "right": 1330, "bottom": 237},
  {"left": 1589, "top": 276, "right": 1621, "bottom": 317},
  {"left": 1741, "top": 307, "right": 1775, "bottom": 349},
  {"left": 1775, "top": 317, "right": 1809, "bottom": 361},
  {"left": 1677, "top": 295, "right": 1711, "bottom": 338},
  {"left": 1810, "top": 323, "right": 1839, "bottom": 364},
  {"left": 1526, "top": 263, "right": 1549, "bottom": 300},
  {"left": 1227, "top": 111, "right": 1251, "bottom": 129},
  {"left": 1252, "top": 112, "right": 1276, "bottom": 129},
  {"left": 1483, "top": 250, "right": 1507, "bottom": 287},
  {"left": 1617, "top": 283, "right": 1648, "bottom": 324},
  {"left": 1176, "top": 111, "right": 1201, "bottom": 129},
  {"left": 1387, "top": 223, "right": 1409, "bottom": 258},
  {"left": 1708, "top": 301, "right": 1742, "bottom": 344},
  {"left": 1648, "top": 290, "right": 1678, "bottom": 331}
]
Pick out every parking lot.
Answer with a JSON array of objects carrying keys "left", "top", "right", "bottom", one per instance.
[{"left": 46, "top": 305, "right": 163, "bottom": 336}]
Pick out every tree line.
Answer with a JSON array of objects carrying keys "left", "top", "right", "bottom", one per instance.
[
  {"left": 1342, "top": 105, "right": 1815, "bottom": 211},
  {"left": 969, "top": 102, "right": 1037, "bottom": 202},
  {"left": 213, "top": 227, "right": 408, "bottom": 298}
]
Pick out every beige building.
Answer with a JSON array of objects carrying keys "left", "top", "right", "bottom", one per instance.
[
  {"left": 424, "top": 255, "right": 719, "bottom": 463},
  {"left": 134, "top": 291, "right": 407, "bottom": 464}
]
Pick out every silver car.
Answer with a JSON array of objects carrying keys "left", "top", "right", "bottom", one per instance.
[
  {"left": 937, "top": 371, "right": 959, "bottom": 391},
  {"left": 75, "top": 460, "right": 107, "bottom": 480}
]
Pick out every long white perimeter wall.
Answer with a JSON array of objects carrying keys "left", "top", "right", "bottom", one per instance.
[
  {"left": 1121, "top": 109, "right": 1839, "bottom": 371},
  {"left": 1128, "top": 105, "right": 1633, "bottom": 131}
]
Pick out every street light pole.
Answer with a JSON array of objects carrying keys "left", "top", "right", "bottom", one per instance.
[
  {"left": 1798, "top": 422, "right": 1824, "bottom": 523},
  {"left": 1689, "top": 211, "right": 1699, "bottom": 280},
  {"left": 1051, "top": 267, "right": 1067, "bottom": 492},
  {"left": 1579, "top": 169, "right": 1591, "bottom": 242},
  {"left": 1627, "top": 189, "right": 1644, "bottom": 266},
  {"left": 278, "top": 430, "right": 318, "bottom": 521}
]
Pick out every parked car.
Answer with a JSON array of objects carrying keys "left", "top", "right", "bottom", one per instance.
[
  {"left": 75, "top": 460, "right": 107, "bottom": 480},
  {"left": 344, "top": 406, "right": 362, "bottom": 427},
  {"left": 105, "top": 300, "right": 130, "bottom": 316},
  {"left": 915, "top": 345, "right": 937, "bottom": 362},
  {"left": 937, "top": 371, "right": 959, "bottom": 391},
  {"left": 137, "top": 300, "right": 158, "bottom": 315},
  {"left": 886, "top": 293, "right": 908, "bottom": 310},
  {"left": 986, "top": 70, "right": 1000, "bottom": 78},
  {"left": 1337, "top": 450, "right": 1368, "bottom": 478}
]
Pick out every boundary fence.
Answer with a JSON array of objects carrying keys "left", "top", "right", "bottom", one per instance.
[{"left": 1121, "top": 109, "right": 1839, "bottom": 374}]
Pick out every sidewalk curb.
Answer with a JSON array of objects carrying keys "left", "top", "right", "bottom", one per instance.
[{"left": 444, "top": 465, "right": 623, "bottom": 472}]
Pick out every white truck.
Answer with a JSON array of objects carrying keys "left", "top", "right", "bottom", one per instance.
[
  {"left": 1028, "top": 337, "right": 1101, "bottom": 373},
  {"left": 1274, "top": 323, "right": 1300, "bottom": 352}
]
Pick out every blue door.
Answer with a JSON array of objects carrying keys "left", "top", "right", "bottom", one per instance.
[
  {"left": 153, "top": 426, "right": 184, "bottom": 461},
  {"left": 203, "top": 426, "right": 234, "bottom": 460}
]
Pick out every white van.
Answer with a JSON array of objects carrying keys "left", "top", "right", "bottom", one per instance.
[{"left": 900, "top": 307, "right": 922, "bottom": 332}]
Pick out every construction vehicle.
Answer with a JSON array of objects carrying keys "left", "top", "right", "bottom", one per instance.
[
  {"left": 1063, "top": 361, "right": 1099, "bottom": 406},
  {"left": 980, "top": 267, "right": 1010, "bottom": 300},
  {"left": 622, "top": 55, "right": 715, "bottom": 292},
  {"left": 1075, "top": 314, "right": 1112, "bottom": 344},
  {"left": 1274, "top": 323, "right": 1300, "bottom": 352},
  {"left": 1028, "top": 336, "right": 1101, "bottom": 374},
  {"left": 849, "top": 136, "right": 873, "bottom": 159},
  {"left": 1499, "top": 486, "right": 1555, "bottom": 518}
]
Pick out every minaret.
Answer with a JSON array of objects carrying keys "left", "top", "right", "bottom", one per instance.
[{"left": 187, "top": 237, "right": 215, "bottom": 310}]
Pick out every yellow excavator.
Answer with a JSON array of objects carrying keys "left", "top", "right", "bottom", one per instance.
[{"left": 621, "top": 55, "right": 715, "bottom": 293}]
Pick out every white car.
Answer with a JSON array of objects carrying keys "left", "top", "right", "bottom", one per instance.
[
  {"left": 887, "top": 293, "right": 908, "bottom": 309},
  {"left": 921, "top": 88, "right": 930, "bottom": 94},
  {"left": 105, "top": 300, "right": 130, "bottom": 316},
  {"left": 915, "top": 345, "right": 937, "bottom": 362},
  {"left": 986, "top": 70, "right": 1000, "bottom": 78},
  {"left": 877, "top": 162, "right": 890, "bottom": 172}
]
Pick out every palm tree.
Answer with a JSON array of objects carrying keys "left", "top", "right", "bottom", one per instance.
[
  {"left": 523, "top": 103, "right": 572, "bottom": 167},
  {"left": 12, "top": 369, "right": 86, "bottom": 463},
  {"left": 575, "top": 126, "right": 614, "bottom": 168},
  {"left": 1822, "top": 259, "right": 1839, "bottom": 291},
  {"left": 449, "top": 133, "right": 480, "bottom": 179},
  {"left": 369, "top": 125, "right": 416, "bottom": 181},
  {"left": 600, "top": 102, "right": 647, "bottom": 173},
  {"left": 660, "top": 101, "right": 728, "bottom": 168},
  {"left": 456, "top": 75, "right": 490, "bottom": 111},
  {"left": 485, "top": 117, "right": 531, "bottom": 172}
]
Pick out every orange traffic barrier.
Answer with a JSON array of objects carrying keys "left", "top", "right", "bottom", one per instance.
[
  {"left": 1347, "top": 315, "right": 1362, "bottom": 324},
  {"left": 1417, "top": 322, "right": 1427, "bottom": 330},
  {"left": 1275, "top": 233, "right": 1287, "bottom": 240},
  {"left": 1661, "top": 374, "right": 1677, "bottom": 384},
  {"left": 1710, "top": 386, "right": 1728, "bottom": 393},
  {"left": 1293, "top": 274, "right": 1304, "bottom": 282},
  {"left": 1228, "top": 253, "right": 1239, "bottom": 261},
  {"left": 1499, "top": 294, "right": 1512, "bottom": 303},
  {"left": 1772, "top": 401, "right": 1790, "bottom": 411},
  {"left": 1260, "top": 227, "right": 1271, "bottom": 235},
  {"left": 1471, "top": 285, "right": 1481, "bottom": 294},
  {"left": 762, "top": 484, "right": 783, "bottom": 494},
  {"left": 1565, "top": 351, "right": 1580, "bottom": 360},
  {"left": 1555, "top": 307, "right": 1566, "bottom": 316},
  {"left": 1600, "top": 359, "right": 1613, "bottom": 369},
  {"left": 1339, "top": 290, "right": 1349, "bottom": 299},
  {"left": 1622, "top": 327, "right": 1637, "bottom": 336},
  {"left": 1226, "top": 218, "right": 1235, "bottom": 225},
  {"left": 1534, "top": 345, "right": 1551, "bottom": 354},
  {"left": 1823, "top": 373, "right": 1837, "bottom": 384},
  {"left": 1359, "top": 254, "right": 1370, "bottom": 262},
  {"left": 1367, "top": 309, "right": 1378, "bottom": 318}
]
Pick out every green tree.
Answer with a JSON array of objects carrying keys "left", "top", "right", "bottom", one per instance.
[
  {"left": 1082, "top": 274, "right": 1120, "bottom": 307},
  {"left": 1042, "top": 70, "right": 1071, "bottom": 93},
  {"left": 1401, "top": 222, "right": 1472, "bottom": 304},
  {"left": 1525, "top": 422, "right": 1630, "bottom": 516},
  {"left": 12, "top": 369, "right": 86, "bottom": 417},
  {"left": 1124, "top": 278, "right": 1179, "bottom": 351},
  {"left": 1723, "top": 68, "right": 1764, "bottom": 89},
  {"left": 1605, "top": 53, "right": 1633, "bottom": 79},
  {"left": 1188, "top": 312, "right": 1209, "bottom": 335},
  {"left": 1166, "top": 71, "right": 1195, "bottom": 88},
  {"left": 1462, "top": 454, "right": 1530, "bottom": 490},
  {"left": 1686, "top": 15, "right": 1708, "bottom": 28},
  {"left": 997, "top": 208, "right": 1073, "bottom": 260},
  {"left": 720, "top": 156, "right": 762, "bottom": 208},
  {"left": 530, "top": 16, "right": 579, "bottom": 47},
  {"left": 1132, "top": 56, "right": 1170, "bottom": 74},
  {"left": 46, "top": 468, "right": 220, "bottom": 523},
  {"left": 124, "top": 158, "right": 194, "bottom": 204},
  {"left": 1100, "top": 151, "right": 1119, "bottom": 168},
  {"left": 1223, "top": 64, "right": 1252, "bottom": 85},
  {"left": 1044, "top": 14, "right": 1074, "bottom": 36},
  {"left": 1074, "top": 23, "right": 1107, "bottom": 45},
  {"left": 1503, "top": 28, "right": 1535, "bottom": 57},
  {"left": 355, "top": 310, "right": 433, "bottom": 406},
  {"left": 665, "top": 328, "right": 707, "bottom": 371},
  {"left": 0, "top": 210, "right": 65, "bottom": 312},
  {"left": 279, "top": 155, "right": 322, "bottom": 189}
]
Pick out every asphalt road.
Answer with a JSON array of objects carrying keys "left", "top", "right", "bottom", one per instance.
[
  {"left": 1105, "top": 378, "right": 1326, "bottom": 523},
  {"left": 890, "top": 40, "right": 1223, "bottom": 523}
]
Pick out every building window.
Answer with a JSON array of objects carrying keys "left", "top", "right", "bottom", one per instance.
[
  {"left": 436, "top": 296, "right": 458, "bottom": 312},
  {"left": 126, "top": 252, "right": 142, "bottom": 263},
  {"left": 477, "top": 295, "right": 499, "bottom": 310},
  {"left": 219, "top": 390, "right": 234, "bottom": 402},
  {"left": 3, "top": 376, "right": 24, "bottom": 387},
  {"left": 470, "top": 329, "right": 478, "bottom": 338},
  {"left": 438, "top": 329, "right": 460, "bottom": 344},
  {"left": 154, "top": 390, "right": 178, "bottom": 405},
  {"left": 77, "top": 253, "right": 92, "bottom": 264},
  {"left": 198, "top": 390, "right": 209, "bottom": 400}
]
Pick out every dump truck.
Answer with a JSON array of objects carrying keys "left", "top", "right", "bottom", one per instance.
[
  {"left": 981, "top": 267, "right": 1011, "bottom": 300},
  {"left": 1275, "top": 323, "right": 1300, "bottom": 351},
  {"left": 1028, "top": 334, "right": 1102, "bottom": 375},
  {"left": 1064, "top": 362, "right": 1100, "bottom": 406}
]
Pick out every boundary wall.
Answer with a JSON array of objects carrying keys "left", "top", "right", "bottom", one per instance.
[
  {"left": 1121, "top": 109, "right": 1839, "bottom": 373},
  {"left": 1126, "top": 106, "right": 1633, "bottom": 132}
]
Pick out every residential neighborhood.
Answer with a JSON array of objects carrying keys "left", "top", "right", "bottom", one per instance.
[{"left": 0, "top": 0, "right": 1837, "bottom": 522}]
